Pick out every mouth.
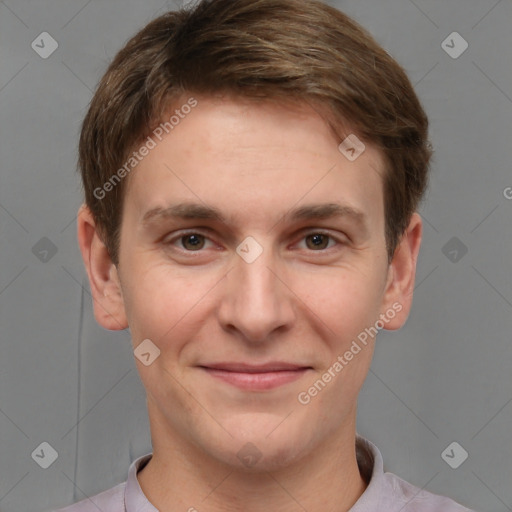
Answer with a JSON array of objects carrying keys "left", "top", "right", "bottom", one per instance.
[{"left": 198, "top": 362, "right": 312, "bottom": 391}]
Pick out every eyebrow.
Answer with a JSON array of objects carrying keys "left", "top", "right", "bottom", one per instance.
[{"left": 141, "top": 201, "right": 369, "bottom": 233}]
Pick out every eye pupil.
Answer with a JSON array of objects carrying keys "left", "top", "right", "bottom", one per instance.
[
  {"left": 183, "top": 234, "right": 204, "bottom": 250},
  {"left": 306, "top": 234, "right": 329, "bottom": 250}
]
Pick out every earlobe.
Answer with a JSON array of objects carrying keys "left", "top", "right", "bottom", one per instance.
[
  {"left": 381, "top": 212, "right": 423, "bottom": 331},
  {"left": 77, "top": 204, "right": 128, "bottom": 331}
]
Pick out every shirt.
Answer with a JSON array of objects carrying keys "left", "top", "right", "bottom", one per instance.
[{"left": 52, "top": 436, "right": 475, "bottom": 511}]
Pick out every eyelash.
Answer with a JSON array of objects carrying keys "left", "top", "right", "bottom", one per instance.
[{"left": 163, "top": 229, "right": 346, "bottom": 255}]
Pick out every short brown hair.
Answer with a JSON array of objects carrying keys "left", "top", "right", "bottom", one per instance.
[{"left": 79, "top": 0, "right": 432, "bottom": 266}]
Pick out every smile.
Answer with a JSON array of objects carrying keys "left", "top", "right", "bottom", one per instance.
[{"left": 198, "top": 363, "right": 312, "bottom": 391}]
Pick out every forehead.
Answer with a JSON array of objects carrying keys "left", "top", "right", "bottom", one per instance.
[{"left": 123, "top": 95, "right": 386, "bottom": 233}]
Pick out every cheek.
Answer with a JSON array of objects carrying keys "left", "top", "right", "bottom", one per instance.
[
  {"left": 297, "top": 268, "right": 384, "bottom": 342},
  {"left": 299, "top": 277, "right": 379, "bottom": 422},
  {"left": 122, "top": 262, "right": 215, "bottom": 351},
  {"left": 120, "top": 261, "right": 175, "bottom": 343}
]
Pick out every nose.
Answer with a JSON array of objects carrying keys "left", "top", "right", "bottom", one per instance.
[{"left": 217, "top": 239, "right": 296, "bottom": 344}]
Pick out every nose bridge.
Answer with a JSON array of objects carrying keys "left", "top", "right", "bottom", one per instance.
[
  {"left": 219, "top": 235, "right": 294, "bottom": 340},
  {"left": 237, "top": 239, "right": 276, "bottom": 297},
  {"left": 235, "top": 235, "right": 280, "bottom": 310}
]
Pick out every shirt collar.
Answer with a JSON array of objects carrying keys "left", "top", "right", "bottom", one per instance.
[
  {"left": 125, "top": 434, "right": 384, "bottom": 511},
  {"left": 350, "top": 434, "right": 385, "bottom": 510},
  {"left": 125, "top": 453, "right": 156, "bottom": 512}
]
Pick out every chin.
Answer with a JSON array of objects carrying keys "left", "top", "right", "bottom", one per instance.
[
  {"left": 203, "top": 416, "right": 314, "bottom": 472},
  {"left": 212, "top": 440, "right": 307, "bottom": 473}
]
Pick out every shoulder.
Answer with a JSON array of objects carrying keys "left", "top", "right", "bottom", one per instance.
[
  {"left": 51, "top": 482, "right": 125, "bottom": 512},
  {"left": 382, "top": 472, "right": 476, "bottom": 511},
  {"left": 49, "top": 452, "right": 153, "bottom": 512},
  {"left": 355, "top": 436, "right": 476, "bottom": 512}
]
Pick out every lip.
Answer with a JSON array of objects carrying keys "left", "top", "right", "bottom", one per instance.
[
  {"left": 202, "top": 362, "right": 309, "bottom": 372},
  {"left": 199, "top": 362, "right": 312, "bottom": 391}
]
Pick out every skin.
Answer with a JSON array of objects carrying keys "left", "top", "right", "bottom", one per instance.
[{"left": 77, "top": 94, "right": 422, "bottom": 512}]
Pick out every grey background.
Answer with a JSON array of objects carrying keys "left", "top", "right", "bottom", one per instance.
[{"left": 0, "top": 0, "right": 511, "bottom": 510}]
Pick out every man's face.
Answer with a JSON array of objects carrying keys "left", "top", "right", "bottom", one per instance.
[{"left": 104, "top": 96, "right": 409, "bottom": 469}]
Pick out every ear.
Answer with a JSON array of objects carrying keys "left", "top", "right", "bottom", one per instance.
[
  {"left": 76, "top": 204, "right": 128, "bottom": 330},
  {"left": 380, "top": 212, "right": 422, "bottom": 330}
]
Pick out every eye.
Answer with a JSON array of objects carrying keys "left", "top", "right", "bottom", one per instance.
[
  {"left": 298, "top": 232, "right": 341, "bottom": 251},
  {"left": 163, "top": 230, "right": 345, "bottom": 254},
  {"left": 166, "top": 232, "right": 215, "bottom": 252}
]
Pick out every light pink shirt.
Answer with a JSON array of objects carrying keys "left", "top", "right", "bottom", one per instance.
[{"left": 52, "top": 436, "right": 475, "bottom": 511}]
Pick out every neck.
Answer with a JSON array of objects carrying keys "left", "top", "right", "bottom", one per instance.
[{"left": 137, "top": 414, "right": 367, "bottom": 512}]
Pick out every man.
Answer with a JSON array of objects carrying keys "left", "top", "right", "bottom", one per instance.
[{"left": 54, "top": 0, "right": 475, "bottom": 510}]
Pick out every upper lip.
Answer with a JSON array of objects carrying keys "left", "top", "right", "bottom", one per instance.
[{"left": 199, "top": 362, "right": 311, "bottom": 373}]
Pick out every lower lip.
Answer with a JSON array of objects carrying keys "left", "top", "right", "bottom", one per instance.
[{"left": 201, "top": 368, "right": 310, "bottom": 390}]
